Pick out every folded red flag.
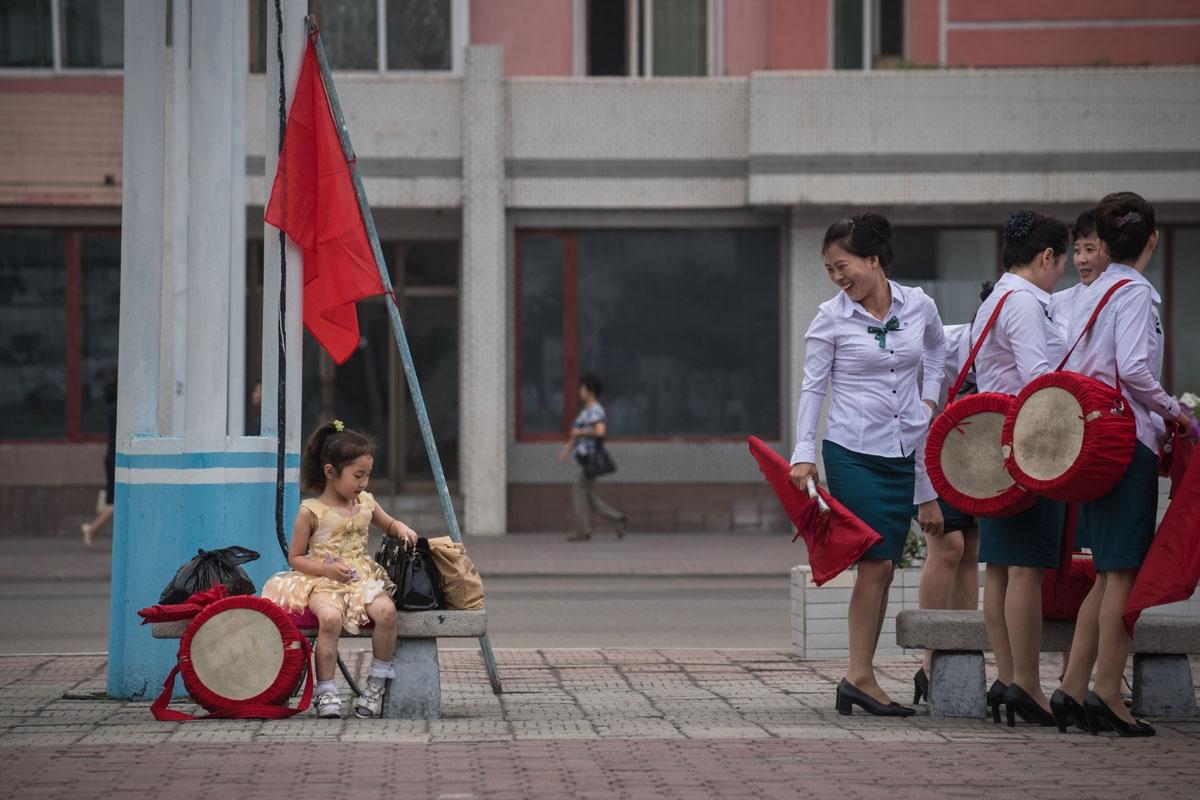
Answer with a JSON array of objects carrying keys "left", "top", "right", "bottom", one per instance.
[
  {"left": 747, "top": 436, "right": 882, "bottom": 586},
  {"left": 137, "top": 584, "right": 229, "bottom": 624},
  {"left": 1158, "top": 424, "right": 1194, "bottom": 499},
  {"left": 1124, "top": 429, "right": 1200, "bottom": 635},
  {"left": 264, "top": 36, "right": 385, "bottom": 365}
]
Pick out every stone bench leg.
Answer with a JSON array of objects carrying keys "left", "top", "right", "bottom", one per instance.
[
  {"left": 929, "top": 650, "right": 986, "bottom": 718},
  {"left": 383, "top": 638, "right": 440, "bottom": 719},
  {"left": 1132, "top": 654, "right": 1196, "bottom": 718}
]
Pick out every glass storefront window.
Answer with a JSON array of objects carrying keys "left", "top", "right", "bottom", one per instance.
[
  {"left": 0, "top": 230, "right": 67, "bottom": 439},
  {"left": 0, "top": 0, "right": 53, "bottom": 68},
  {"left": 1172, "top": 228, "right": 1200, "bottom": 395},
  {"left": 80, "top": 235, "right": 120, "bottom": 435},
  {"left": 890, "top": 228, "right": 999, "bottom": 326},
  {"left": 518, "top": 237, "right": 566, "bottom": 435}
]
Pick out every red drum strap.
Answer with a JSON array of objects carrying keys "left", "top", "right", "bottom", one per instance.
[
  {"left": 946, "top": 291, "right": 1016, "bottom": 403},
  {"left": 1055, "top": 279, "right": 1133, "bottom": 372}
]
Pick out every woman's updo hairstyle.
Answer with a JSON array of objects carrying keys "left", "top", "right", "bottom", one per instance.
[
  {"left": 300, "top": 420, "right": 376, "bottom": 492},
  {"left": 822, "top": 212, "right": 894, "bottom": 270},
  {"left": 1001, "top": 210, "right": 1069, "bottom": 269},
  {"left": 1094, "top": 191, "right": 1155, "bottom": 264}
]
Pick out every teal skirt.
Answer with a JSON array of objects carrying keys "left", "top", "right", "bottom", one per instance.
[
  {"left": 822, "top": 440, "right": 915, "bottom": 564},
  {"left": 1081, "top": 443, "right": 1159, "bottom": 571},
  {"left": 938, "top": 498, "right": 976, "bottom": 533},
  {"left": 979, "top": 497, "right": 1066, "bottom": 569}
]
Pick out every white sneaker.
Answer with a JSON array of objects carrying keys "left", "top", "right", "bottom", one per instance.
[
  {"left": 353, "top": 683, "right": 385, "bottom": 718},
  {"left": 315, "top": 692, "right": 342, "bottom": 719}
]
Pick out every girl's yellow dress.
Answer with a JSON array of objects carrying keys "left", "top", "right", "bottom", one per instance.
[{"left": 262, "top": 491, "right": 394, "bottom": 633}]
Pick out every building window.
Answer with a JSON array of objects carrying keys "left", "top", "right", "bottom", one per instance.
[
  {"left": 0, "top": 228, "right": 119, "bottom": 442},
  {"left": 834, "top": 0, "right": 905, "bottom": 70},
  {"left": 298, "top": 0, "right": 458, "bottom": 73},
  {"left": 1, "top": 0, "right": 124, "bottom": 71},
  {"left": 889, "top": 228, "right": 999, "bottom": 326},
  {"left": 586, "top": 0, "right": 714, "bottom": 77},
  {"left": 517, "top": 228, "right": 781, "bottom": 439}
]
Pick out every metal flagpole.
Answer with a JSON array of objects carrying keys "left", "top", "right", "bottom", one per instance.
[{"left": 304, "top": 16, "right": 501, "bottom": 695}]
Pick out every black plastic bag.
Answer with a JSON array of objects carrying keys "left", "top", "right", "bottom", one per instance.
[
  {"left": 158, "top": 546, "right": 260, "bottom": 604},
  {"left": 375, "top": 537, "right": 441, "bottom": 611}
]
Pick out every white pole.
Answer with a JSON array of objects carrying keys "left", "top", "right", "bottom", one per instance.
[
  {"left": 116, "top": 0, "right": 166, "bottom": 446},
  {"left": 184, "top": 1, "right": 234, "bottom": 448},
  {"left": 262, "top": 0, "right": 306, "bottom": 451},
  {"left": 228, "top": 0, "right": 248, "bottom": 436},
  {"left": 170, "top": 0, "right": 189, "bottom": 436},
  {"left": 861, "top": 0, "right": 872, "bottom": 71}
]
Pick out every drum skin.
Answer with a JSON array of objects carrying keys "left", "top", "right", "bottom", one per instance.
[
  {"left": 177, "top": 595, "right": 307, "bottom": 711},
  {"left": 1003, "top": 371, "right": 1136, "bottom": 502},
  {"left": 926, "top": 392, "right": 1038, "bottom": 518}
]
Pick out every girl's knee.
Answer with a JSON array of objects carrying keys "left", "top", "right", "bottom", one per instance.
[
  {"left": 369, "top": 596, "right": 397, "bottom": 625},
  {"left": 315, "top": 608, "right": 343, "bottom": 633}
]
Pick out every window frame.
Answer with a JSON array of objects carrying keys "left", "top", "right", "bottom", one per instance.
[
  {"left": 0, "top": 0, "right": 125, "bottom": 76},
  {"left": 829, "top": 0, "right": 908, "bottom": 71},
  {"left": 514, "top": 226, "right": 784, "bottom": 443},
  {"left": 305, "top": 0, "right": 468, "bottom": 75},
  {"left": 575, "top": 0, "right": 722, "bottom": 78},
  {"left": 0, "top": 225, "right": 120, "bottom": 444}
]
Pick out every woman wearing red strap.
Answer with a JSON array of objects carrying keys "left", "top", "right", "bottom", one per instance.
[
  {"left": 971, "top": 212, "right": 1069, "bottom": 727},
  {"left": 1051, "top": 193, "right": 1189, "bottom": 737}
]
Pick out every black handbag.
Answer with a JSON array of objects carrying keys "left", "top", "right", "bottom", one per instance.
[
  {"left": 374, "top": 537, "right": 441, "bottom": 611},
  {"left": 583, "top": 440, "right": 617, "bottom": 479}
]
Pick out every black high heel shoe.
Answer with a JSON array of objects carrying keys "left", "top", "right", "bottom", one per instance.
[
  {"left": 913, "top": 668, "right": 929, "bottom": 705},
  {"left": 986, "top": 680, "right": 1008, "bottom": 724},
  {"left": 1003, "top": 683, "right": 1056, "bottom": 727},
  {"left": 1049, "top": 689, "right": 1089, "bottom": 733},
  {"left": 1082, "top": 692, "right": 1156, "bottom": 737},
  {"left": 835, "top": 679, "right": 916, "bottom": 717}
]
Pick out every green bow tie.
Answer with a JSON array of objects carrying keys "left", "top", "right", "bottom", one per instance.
[{"left": 867, "top": 316, "right": 900, "bottom": 349}]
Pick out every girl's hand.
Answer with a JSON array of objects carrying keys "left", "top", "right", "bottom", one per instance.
[
  {"left": 918, "top": 500, "right": 944, "bottom": 537},
  {"left": 389, "top": 520, "right": 419, "bottom": 547},
  {"left": 790, "top": 462, "right": 818, "bottom": 490},
  {"left": 325, "top": 560, "right": 354, "bottom": 583}
]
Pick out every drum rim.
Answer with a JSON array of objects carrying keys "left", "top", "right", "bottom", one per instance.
[
  {"left": 1002, "top": 370, "right": 1136, "bottom": 500},
  {"left": 926, "top": 392, "right": 1036, "bottom": 518},
  {"left": 178, "top": 595, "right": 307, "bottom": 711}
]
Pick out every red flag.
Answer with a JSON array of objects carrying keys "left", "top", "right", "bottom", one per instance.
[
  {"left": 265, "top": 38, "right": 385, "bottom": 364},
  {"left": 1123, "top": 430, "right": 1200, "bottom": 635},
  {"left": 747, "top": 436, "right": 882, "bottom": 586}
]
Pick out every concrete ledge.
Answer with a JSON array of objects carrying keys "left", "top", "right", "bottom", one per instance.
[{"left": 151, "top": 609, "right": 487, "bottom": 639}]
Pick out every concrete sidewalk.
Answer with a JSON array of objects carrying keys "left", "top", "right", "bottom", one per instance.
[
  {"left": 0, "top": 531, "right": 805, "bottom": 582},
  {"left": 0, "top": 651, "right": 1197, "bottom": 798}
]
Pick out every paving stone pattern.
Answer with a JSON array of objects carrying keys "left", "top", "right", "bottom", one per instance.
[{"left": 0, "top": 651, "right": 1198, "bottom": 798}]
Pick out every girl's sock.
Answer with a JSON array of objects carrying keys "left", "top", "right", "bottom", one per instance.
[
  {"left": 367, "top": 658, "right": 394, "bottom": 688},
  {"left": 316, "top": 679, "right": 337, "bottom": 696}
]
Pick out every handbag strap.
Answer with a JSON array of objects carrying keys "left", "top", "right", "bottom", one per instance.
[
  {"left": 1056, "top": 279, "right": 1133, "bottom": 371},
  {"left": 946, "top": 291, "right": 1016, "bottom": 404},
  {"left": 151, "top": 636, "right": 315, "bottom": 722}
]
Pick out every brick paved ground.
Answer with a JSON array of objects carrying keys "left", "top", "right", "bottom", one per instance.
[{"left": 1, "top": 650, "right": 1197, "bottom": 799}]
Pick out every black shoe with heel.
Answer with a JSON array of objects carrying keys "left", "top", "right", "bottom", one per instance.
[
  {"left": 913, "top": 668, "right": 929, "bottom": 705},
  {"left": 1003, "top": 683, "right": 1056, "bottom": 727},
  {"left": 835, "top": 679, "right": 916, "bottom": 717},
  {"left": 986, "top": 680, "right": 1008, "bottom": 724},
  {"left": 1082, "top": 691, "right": 1155, "bottom": 737},
  {"left": 1049, "top": 689, "right": 1089, "bottom": 733}
]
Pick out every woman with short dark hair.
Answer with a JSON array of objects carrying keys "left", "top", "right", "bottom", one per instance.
[{"left": 558, "top": 373, "right": 627, "bottom": 542}]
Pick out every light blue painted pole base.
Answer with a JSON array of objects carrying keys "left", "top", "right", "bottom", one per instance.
[{"left": 106, "top": 447, "right": 299, "bottom": 699}]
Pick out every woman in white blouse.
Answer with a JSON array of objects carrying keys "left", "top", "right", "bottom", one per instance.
[
  {"left": 1051, "top": 193, "right": 1188, "bottom": 738},
  {"left": 970, "top": 211, "right": 1069, "bottom": 727},
  {"left": 789, "top": 213, "right": 946, "bottom": 717}
]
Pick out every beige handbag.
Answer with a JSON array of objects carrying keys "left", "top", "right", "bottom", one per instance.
[{"left": 425, "top": 537, "right": 485, "bottom": 609}]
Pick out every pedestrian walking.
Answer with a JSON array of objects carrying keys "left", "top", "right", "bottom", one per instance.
[
  {"left": 789, "top": 213, "right": 946, "bottom": 717},
  {"left": 1051, "top": 192, "right": 1189, "bottom": 737},
  {"left": 971, "top": 211, "right": 1069, "bottom": 727},
  {"left": 558, "top": 373, "right": 627, "bottom": 542}
]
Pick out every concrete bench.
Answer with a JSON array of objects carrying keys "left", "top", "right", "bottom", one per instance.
[
  {"left": 895, "top": 609, "right": 1199, "bottom": 719},
  {"left": 152, "top": 609, "right": 487, "bottom": 719}
]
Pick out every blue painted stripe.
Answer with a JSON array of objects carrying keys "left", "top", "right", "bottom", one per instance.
[{"left": 115, "top": 451, "right": 301, "bottom": 469}]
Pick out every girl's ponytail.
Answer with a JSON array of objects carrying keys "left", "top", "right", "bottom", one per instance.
[{"left": 300, "top": 420, "right": 377, "bottom": 493}]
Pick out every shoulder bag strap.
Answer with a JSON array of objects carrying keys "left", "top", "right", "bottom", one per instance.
[
  {"left": 1055, "top": 279, "right": 1133, "bottom": 371},
  {"left": 945, "top": 290, "right": 1016, "bottom": 404}
]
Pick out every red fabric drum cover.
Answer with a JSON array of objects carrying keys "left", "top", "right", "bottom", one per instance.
[
  {"left": 925, "top": 392, "right": 1037, "bottom": 518},
  {"left": 1002, "top": 371, "right": 1136, "bottom": 502},
  {"left": 176, "top": 595, "right": 308, "bottom": 711}
]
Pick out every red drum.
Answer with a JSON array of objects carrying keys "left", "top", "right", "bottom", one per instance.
[
  {"left": 926, "top": 290, "right": 1037, "bottom": 518},
  {"left": 926, "top": 392, "right": 1037, "bottom": 518},
  {"left": 1002, "top": 279, "right": 1137, "bottom": 504},
  {"left": 1002, "top": 370, "right": 1135, "bottom": 502},
  {"left": 151, "top": 594, "right": 313, "bottom": 721}
]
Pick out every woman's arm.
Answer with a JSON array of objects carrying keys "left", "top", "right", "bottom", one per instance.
[
  {"left": 789, "top": 311, "right": 835, "bottom": 486},
  {"left": 287, "top": 507, "right": 348, "bottom": 581},
  {"left": 1005, "top": 293, "right": 1053, "bottom": 385},
  {"left": 914, "top": 298, "right": 946, "bottom": 505},
  {"left": 1114, "top": 286, "right": 1183, "bottom": 423},
  {"left": 372, "top": 505, "right": 419, "bottom": 546}
]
